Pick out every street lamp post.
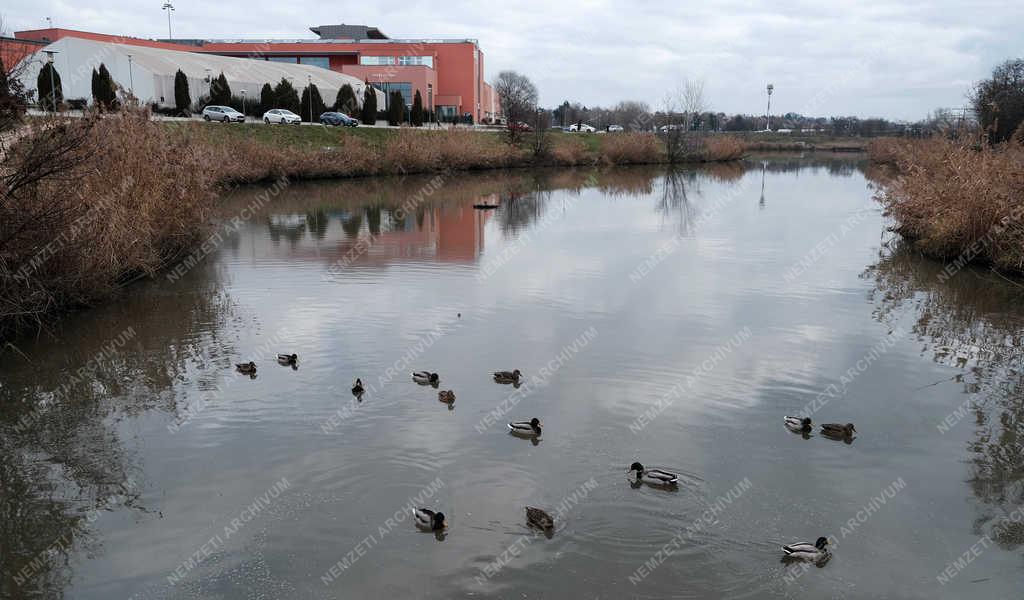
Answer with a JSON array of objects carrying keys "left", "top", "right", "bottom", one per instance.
[
  {"left": 240, "top": 89, "right": 246, "bottom": 121},
  {"left": 765, "top": 83, "right": 774, "bottom": 131},
  {"left": 45, "top": 16, "right": 52, "bottom": 29},
  {"left": 42, "top": 50, "right": 58, "bottom": 112},
  {"left": 162, "top": 3, "right": 175, "bottom": 39},
  {"left": 127, "top": 54, "right": 134, "bottom": 97}
]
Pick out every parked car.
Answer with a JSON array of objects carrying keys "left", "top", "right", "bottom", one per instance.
[
  {"left": 202, "top": 105, "right": 245, "bottom": 123},
  {"left": 319, "top": 112, "right": 359, "bottom": 127},
  {"left": 568, "top": 123, "right": 596, "bottom": 133},
  {"left": 263, "top": 109, "right": 302, "bottom": 125},
  {"left": 509, "top": 121, "right": 532, "bottom": 132},
  {"left": 608, "top": 124, "right": 624, "bottom": 132}
]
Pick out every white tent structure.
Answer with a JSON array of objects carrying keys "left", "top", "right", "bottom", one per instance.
[{"left": 16, "top": 37, "right": 383, "bottom": 111}]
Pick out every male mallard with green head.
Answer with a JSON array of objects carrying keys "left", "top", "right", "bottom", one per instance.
[
  {"left": 235, "top": 362, "right": 257, "bottom": 375},
  {"left": 781, "top": 537, "right": 830, "bottom": 561},
  {"left": 412, "top": 371, "right": 440, "bottom": 385},
  {"left": 414, "top": 508, "right": 447, "bottom": 531},
  {"left": 508, "top": 418, "right": 542, "bottom": 437},
  {"left": 628, "top": 462, "right": 679, "bottom": 486}
]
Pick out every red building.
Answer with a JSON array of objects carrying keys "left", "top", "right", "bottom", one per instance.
[{"left": 10, "top": 23, "right": 500, "bottom": 123}]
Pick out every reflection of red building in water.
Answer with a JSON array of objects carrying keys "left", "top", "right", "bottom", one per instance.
[{"left": 270, "top": 199, "right": 495, "bottom": 268}]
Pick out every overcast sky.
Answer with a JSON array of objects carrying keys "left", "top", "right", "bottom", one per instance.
[{"left": 4, "top": 1, "right": 1021, "bottom": 120}]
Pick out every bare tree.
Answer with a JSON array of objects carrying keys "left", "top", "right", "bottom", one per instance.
[
  {"left": 660, "top": 78, "right": 708, "bottom": 163},
  {"left": 494, "top": 70, "right": 538, "bottom": 142}
]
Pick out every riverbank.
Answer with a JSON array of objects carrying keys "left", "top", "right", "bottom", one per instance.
[
  {"left": 868, "top": 137, "right": 1024, "bottom": 275},
  {"left": 172, "top": 120, "right": 747, "bottom": 184}
]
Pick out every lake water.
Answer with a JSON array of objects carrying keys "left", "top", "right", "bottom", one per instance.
[{"left": 2, "top": 158, "right": 1023, "bottom": 599}]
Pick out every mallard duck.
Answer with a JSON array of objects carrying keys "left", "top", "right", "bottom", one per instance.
[
  {"left": 235, "top": 362, "right": 257, "bottom": 374},
  {"left": 821, "top": 423, "right": 856, "bottom": 437},
  {"left": 277, "top": 353, "right": 298, "bottom": 365},
  {"left": 782, "top": 537, "right": 830, "bottom": 561},
  {"left": 414, "top": 508, "right": 447, "bottom": 531},
  {"left": 493, "top": 369, "right": 522, "bottom": 383},
  {"left": 785, "top": 416, "right": 812, "bottom": 432},
  {"left": 438, "top": 390, "right": 456, "bottom": 403},
  {"left": 525, "top": 506, "right": 554, "bottom": 530},
  {"left": 508, "top": 418, "right": 542, "bottom": 436},
  {"left": 628, "top": 462, "right": 679, "bottom": 486},
  {"left": 351, "top": 378, "right": 365, "bottom": 395},
  {"left": 412, "top": 371, "right": 440, "bottom": 385}
]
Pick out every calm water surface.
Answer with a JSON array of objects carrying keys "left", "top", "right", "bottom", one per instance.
[{"left": 2, "top": 158, "right": 1023, "bottom": 599}]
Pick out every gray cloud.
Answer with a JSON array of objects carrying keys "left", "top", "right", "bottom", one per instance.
[{"left": 4, "top": 1, "right": 1021, "bottom": 119}]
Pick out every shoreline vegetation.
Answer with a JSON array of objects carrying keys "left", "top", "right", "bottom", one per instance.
[{"left": 867, "top": 137, "right": 1024, "bottom": 276}]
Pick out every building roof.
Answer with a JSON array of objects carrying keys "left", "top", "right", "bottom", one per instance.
[
  {"left": 14, "top": 37, "right": 383, "bottom": 108},
  {"left": 310, "top": 24, "right": 389, "bottom": 40}
]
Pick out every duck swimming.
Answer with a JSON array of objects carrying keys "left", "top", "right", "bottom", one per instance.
[
  {"left": 351, "top": 378, "right": 365, "bottom": 395},
  {"left": 821, "top": 423, "right": 856, "bottom": 437},
  {"left": 414, "top": 508, "right": 447, "bottom": 531},
  {"left": 438, "top": 390, "right": 456, "bottom": 403},
  {"left": 493, "top": 370, "right": 522, "bottom": 384},
  {"left": 784, "top": 416, "right": 812, "bottom": 432},
  {"left": 508, "top": 418, "right": 542, "bottom": 436},
  {"left": 781, "top": 537, "right": 830, "bottom": 561},
  {"left": 277, "top": 353, "right": 298, "bottom": 365},
  {"left": 412, "top": 371, "right": 440, "bottom": 385},
  {"left": 525, "top": 506, "right": 555, "bottom": 530},
  {"left": 628, "top": 462, "right": 679, "bottom": 486},
  {"left": 235, "top": 362, "right": 257, "bottom": 374}
]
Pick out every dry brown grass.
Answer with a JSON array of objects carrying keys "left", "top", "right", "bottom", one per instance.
[
  {"left": 1, "top": 112, "right": 217, "bottom": 338},
  {"left": 871, "top": 137, "right": 1024, "bottom": 274},
  {"left": 701, "top": 136, "right": 748, "bottom": 162},
  {"left": 599, "top": 133, "right": 664, "bottom": 165},
  {"left": 549, "top": 137, "right": 593, "bottom": 166}
]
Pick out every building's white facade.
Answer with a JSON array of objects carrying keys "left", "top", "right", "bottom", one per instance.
[{"left": 16, "top": 37, "right": 383, "bottom": 109}]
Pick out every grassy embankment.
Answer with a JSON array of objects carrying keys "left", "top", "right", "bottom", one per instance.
[
  {"left": 176, "top": 121, "right": 747, "bottom": 184},
  {"left": 867, "top": 137, "right": 1024, "bottom": 275},
  {"left": 0, "top": 111, "right": 747, "bottom": 338}
]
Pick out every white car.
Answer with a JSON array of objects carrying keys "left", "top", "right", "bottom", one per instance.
[
  {"left": 263, "top": 109, "right": 302, "bottom": 125},
  {"left": 568, "top": 123, "right": 596, "bottom": 133},
  {"left": 202, "top": 105, "right": 245, "bottom": 122},
  {"left": 608, "top": 125, "right": 624, "bottom": 132}
]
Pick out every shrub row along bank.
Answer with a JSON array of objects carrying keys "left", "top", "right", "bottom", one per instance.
[
  {"left": 1, "top": 111, "right": 748, "bottom": 338},
  {"left": 868, "top": 137, "right": 1024, "bottom": 275}
]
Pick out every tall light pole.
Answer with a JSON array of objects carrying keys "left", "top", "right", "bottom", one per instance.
[
  {"left": 127, "top": 54, "right": 135, "bottom": 97},
  {"left": 240, "top": 89, "right": 246, "bottom": 121},
  {"left": 162, "top": 3, "right": 175, "bottom": 39},
  {"left": 45, "top": 16, "right": 52, "bottom": 29},
  {"left": 765, "top": 83, "right": 774, "bottom": 131},
  {"left": 42, "top": 50, "right": 58, "bottom": 112}
]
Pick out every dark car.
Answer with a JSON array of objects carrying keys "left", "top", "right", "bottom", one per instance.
[{"left": 319, "top": 112, "right": 359, "bottom": 127}]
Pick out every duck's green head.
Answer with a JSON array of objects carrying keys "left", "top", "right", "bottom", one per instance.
[
  {"left": 629, "top": 462, "right": 644, "bottom": 474},
  {"left": 815, "top": 537, "right": 829, "bottom": 549},
  {"left": 433, "top": 512, "right": 447, "bottom": 530}
]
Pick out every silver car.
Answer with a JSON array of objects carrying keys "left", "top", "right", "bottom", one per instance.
[
  {"left": 202, "top": 105, "right": 245, "bottom": 122},
  {"left": 263, "top": 109, "right": 302, "bottom": 125}
]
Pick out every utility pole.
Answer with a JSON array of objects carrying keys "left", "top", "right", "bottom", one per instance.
[{"left": 765, "top": 83, "right": 774, "bottom": 131}]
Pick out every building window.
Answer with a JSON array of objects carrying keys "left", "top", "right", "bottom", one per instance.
[
  {"left": 268, "top": 56, "right": 297, "bottom": 63},
  {"left": 299, "top": 56, "right": 330, "bottom": 69},
  {"left": 360, "top": 56, "right": 433, "bottom": 68},
  {"left": 372, "top": 82, "right": 414, "bottom": 107}
]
